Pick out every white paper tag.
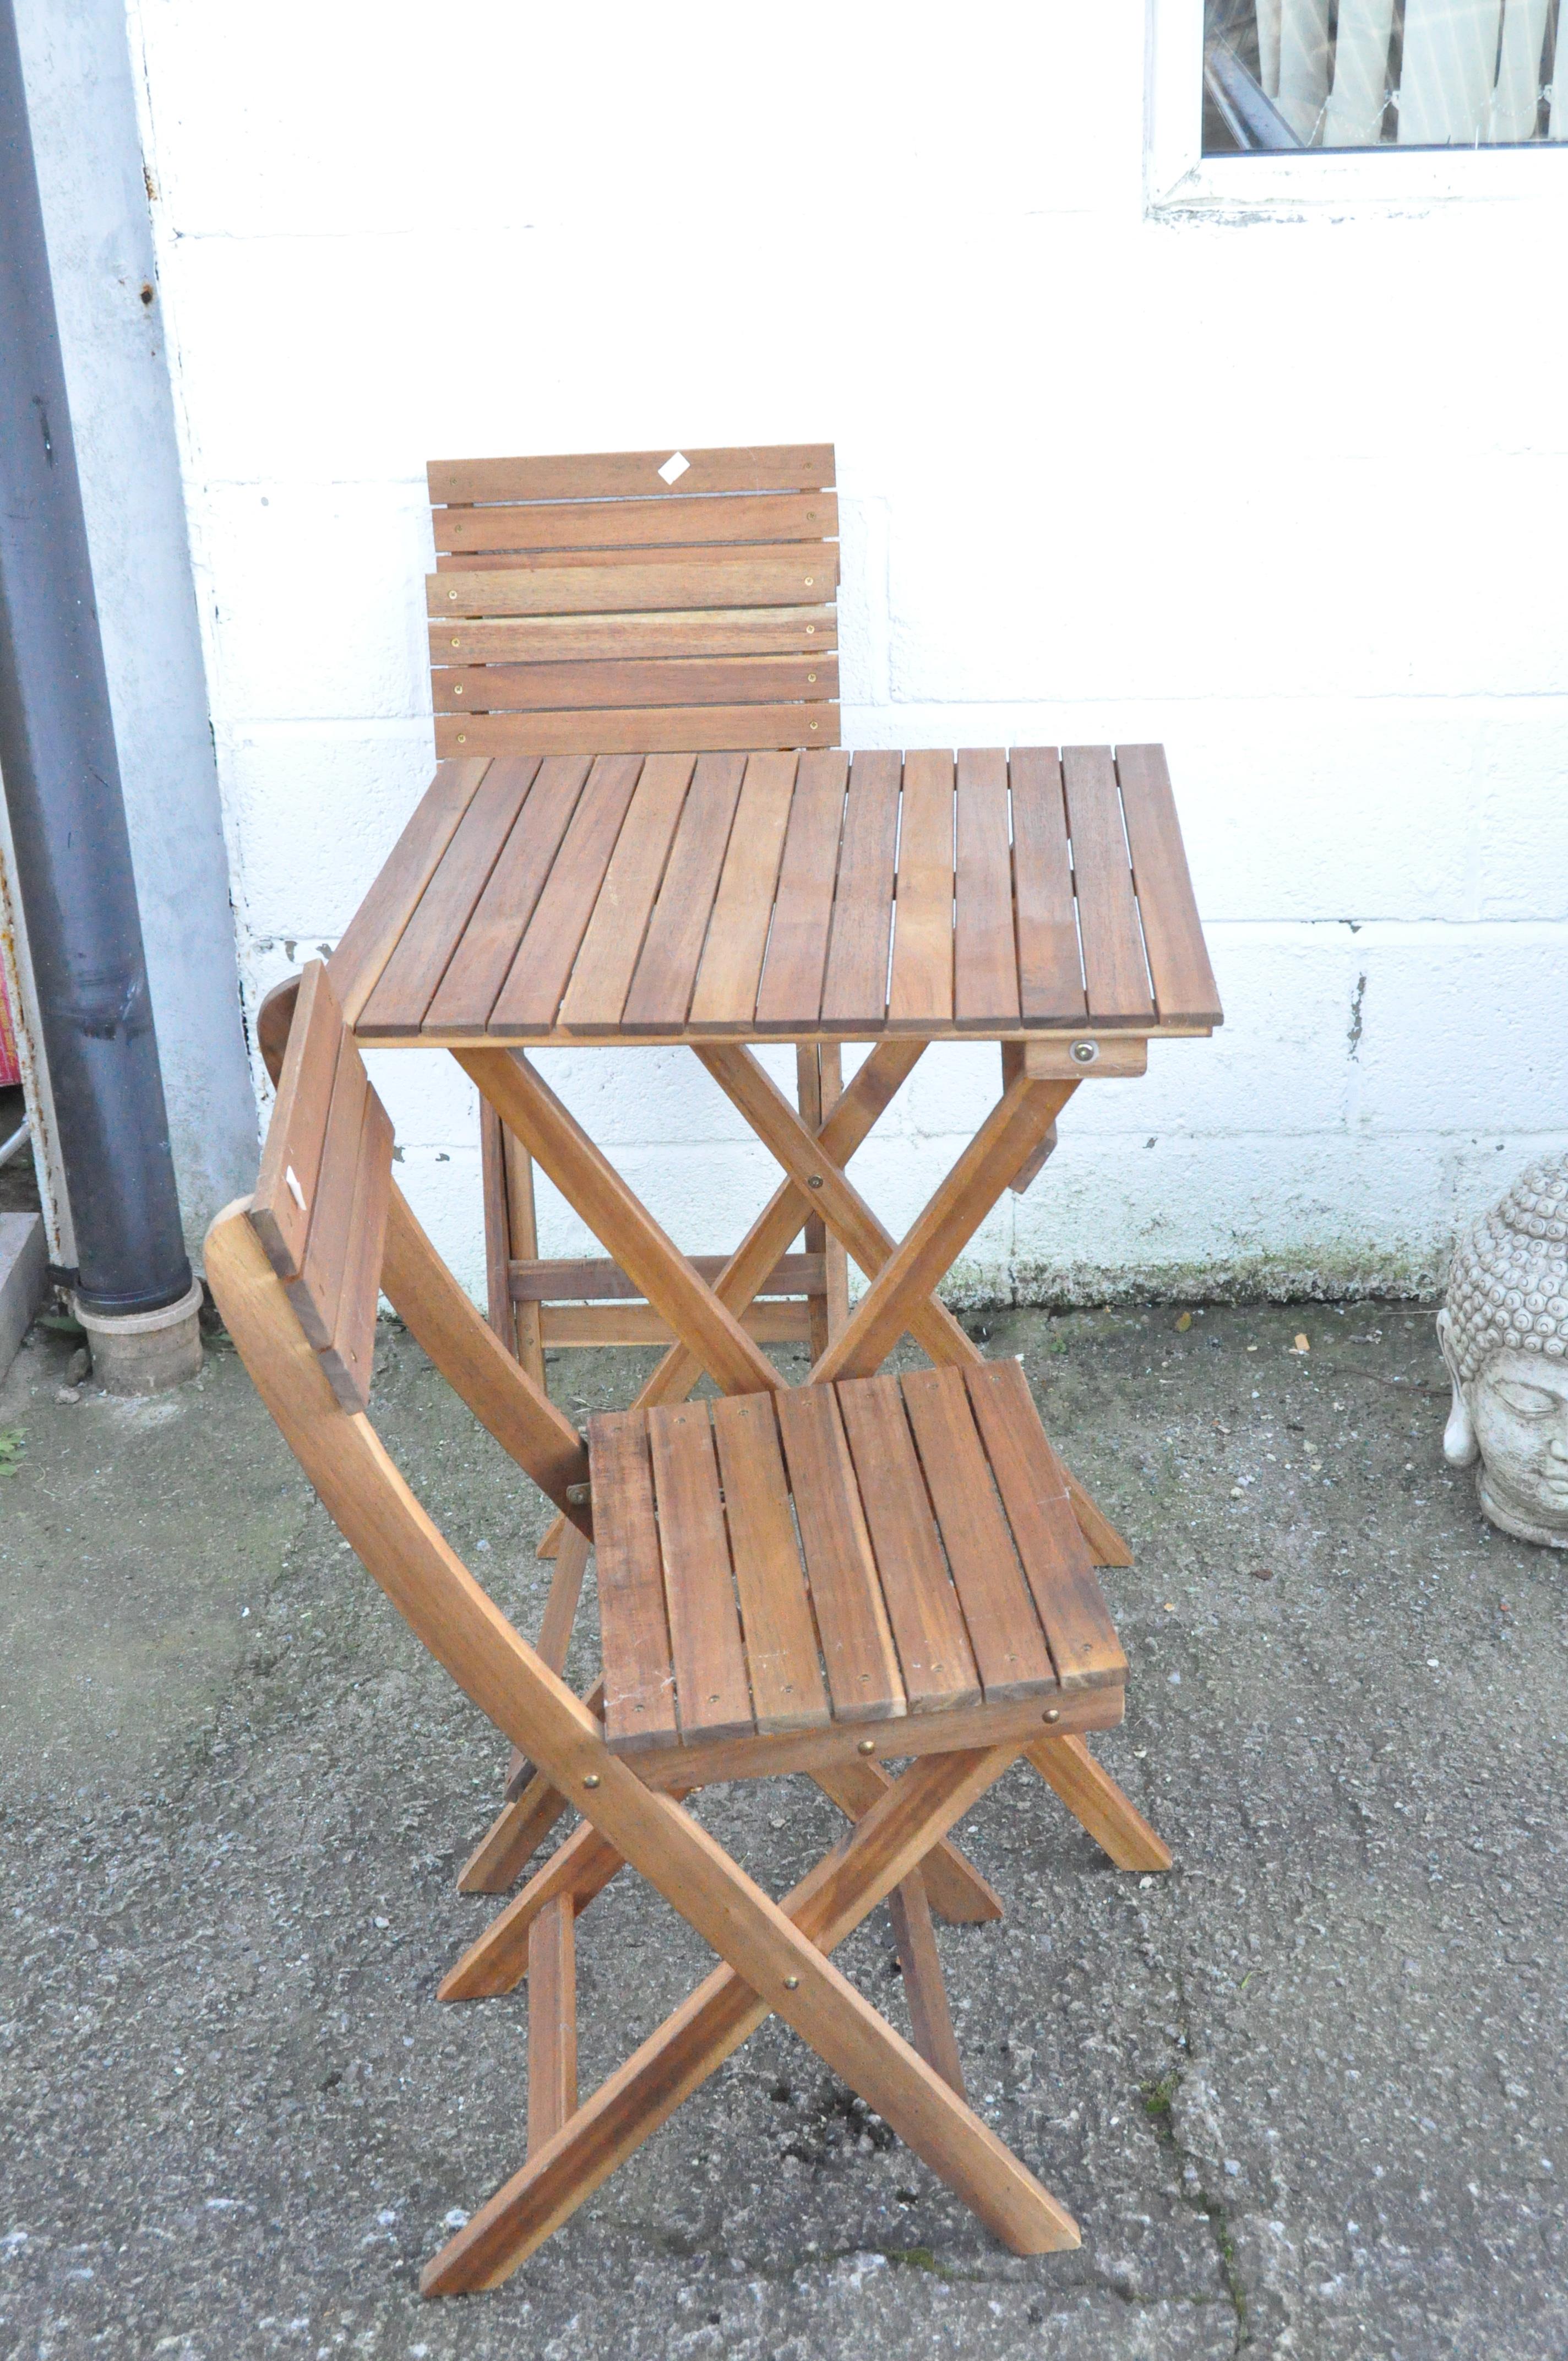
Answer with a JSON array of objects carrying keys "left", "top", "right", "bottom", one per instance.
[
  {"left": 657, "top": 451, "right": 690, "bottom": 485},
  {"left": 285, "top": 1165, "right": 308, "bottom": 1211}
]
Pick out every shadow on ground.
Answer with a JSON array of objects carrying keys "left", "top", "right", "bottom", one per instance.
[{"left": 1, "top": 1301, "right": 1562, "bottom": 2359}]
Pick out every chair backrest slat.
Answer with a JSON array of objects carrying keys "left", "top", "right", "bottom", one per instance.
[
  {"left": 427, "top": 443, "right": 839, "bottom": 760},
  {"left": 251, "top": 959, "right": 394, "bottom": 1414}
]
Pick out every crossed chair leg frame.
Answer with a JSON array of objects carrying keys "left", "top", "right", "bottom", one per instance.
[{"left": 378, "top": 1034, "right": 1174, "bottom": 2293}]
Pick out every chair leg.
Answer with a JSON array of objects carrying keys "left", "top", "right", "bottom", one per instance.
[
  {"left": 813, "top": 1756, "right": 1003, "bottom": 1924},
  {"left": 458, "top": 1673, "right": 605, "bottom": 1897},
  {"left": 887, "top": 1871, "right": 965, "bottom": 2095},
  {"left": 1025, "top": 1734, "right": 1172, "bottom": 1873},
  {"left": 526, "top": 1895, "right": 578, "bottom": 2152},
  {"left": 442, "top": 1818, "right": 624, "bottom": 2000},
  {"left": 502, "top": 1522, "right": 594, "bottom": 1804},
  {"left": 459, "top": 1773, "right": 571, "bottom": 1897},
  {"left": 422, "top": 1744, "right": 1068, "bottom": 2296}
]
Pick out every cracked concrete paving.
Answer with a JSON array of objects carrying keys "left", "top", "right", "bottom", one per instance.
[{"left": 1, "top": 1298, "right": 1564, "bottom": 2359}]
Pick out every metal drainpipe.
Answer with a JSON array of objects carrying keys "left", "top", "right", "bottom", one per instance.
[{"left": 0, "top": 0, "right": 192, "bottom": 1319}]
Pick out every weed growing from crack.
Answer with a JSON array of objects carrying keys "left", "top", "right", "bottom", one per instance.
[{"left": 1139, "top": 2069, "right": 1250, "bottom": 2347}]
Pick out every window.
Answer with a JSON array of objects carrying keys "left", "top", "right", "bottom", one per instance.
[{"left": 1203, "top": 1, "right": 1565, "bottom": 151}]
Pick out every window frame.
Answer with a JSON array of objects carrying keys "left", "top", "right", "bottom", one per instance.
[{"left": 1146, "top": 0, "right": 1568, "bottom": 216}]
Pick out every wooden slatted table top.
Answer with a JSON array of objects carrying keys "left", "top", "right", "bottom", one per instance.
[{"left": 337, "top": 743, "right": 1222, "bottom": 1048}]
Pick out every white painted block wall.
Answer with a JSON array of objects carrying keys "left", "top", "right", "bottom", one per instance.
[{"left": 123, "top": 0, "right": 1568, "bottom": 1305}]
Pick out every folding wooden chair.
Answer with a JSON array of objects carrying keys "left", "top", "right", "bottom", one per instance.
[{"left": 216, "top": 958, "right": 1170, "bottom": 2295}]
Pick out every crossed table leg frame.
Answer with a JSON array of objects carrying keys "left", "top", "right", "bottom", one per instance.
[{"left": 404, "top": 1038, "right": 1172, "bottom": 2288}]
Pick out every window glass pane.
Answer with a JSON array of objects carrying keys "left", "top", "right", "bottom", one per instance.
[{"left": 1203, "top": 0, "right": 1567, "bottom": 149}]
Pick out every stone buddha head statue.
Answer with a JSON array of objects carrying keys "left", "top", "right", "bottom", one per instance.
[{"left": 1437, "top": 1154, "right": 1568, "bottom": 1548}]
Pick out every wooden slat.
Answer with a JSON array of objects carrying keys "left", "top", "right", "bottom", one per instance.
[
  {"left": 317, "top": 1083, "right": 393, "bottom": 1413},
  {"left": 1010, "top": 748, "right": 1086, "bottom": 1024},
  {"left": 291, "top": 1037, "right": 369, "bottom": 1352},
  {"left": 960, "top": 1362, "right": 1126, "bottom": 1690},
  {"left": 252, "top": 961, "right": 340, "bottom": 1283},
  {"left": 538, "top": 1301, "right": 810, "bottom": 1346},
  {"left": 589, "top": 1411, "right": 678, "bottom": 1753},
  {"left": 489, "top": 755, "right": 646, "bottom": 1031},
  {"left": 432, "top": 608, "right": 837, "bottom": 666},
  {"left": 326, "top": 759, "right": 491, "bottom": 1025},
  {"left": 953, "top": 748, "right": 1019, "bottom": 1027},
  {"left": 898, "top": 1368, "right": 1057, "bottom": 1702},
  {"left": 415, "top": 757, "right": 591, "bottom": 1036},
  {"left": 887, "top": 752, "right": 955, "bottom": 1029},
  {"left": 436, "top": 704, "right": 837, "bottom": 760},
  {"left": 433, "top": 489, "right": 837, "bottom": 556},
  {"left": 510, "top": 1251, "right": 824, "bottom": 1301},
  {"left": 647, "top": 1403, "right": 754, "bottom": 1745},
  {"left": 436, "top": 541, "right": 824, "bottom": 575},
  {"left": 835, "top": 1376, "right": 981, "bottom": 1713},
  {"left": 1114, "top": 744, "right": 1222, "bottom": 1028},
  {"left": 819, "top": 749, "right": 901, "bottom": 1029},
  {"left": 556, "top": 755, "right": 694, "bottom": 1032},
  {"left": 753, "top": 749, "right": 849, "bottom": 1030},
  {"left": 619, "top": 753, "right": 748, "bottom": 1031},
  {"left": 428, "top": 445, "right": 836, "bottom": 505},
  {"left": 526, "top": 1895, "right": 578, "bottom": 2152},
  {"left": 428, "top": 554, "right": 837, "bottom": 619},
  {"left": 432, "top": 655, "right": 836, "bottom": 712},
  {"left": 687, "top": 752, "right": 799, "bottom": 1029},
  {"left": 356, "top": 758, "right": 540, "bottom": 1033},
  {"left": 1061, "top": 746, "right": 1153, "bottom": 1025},
  {"left": 773, "top": 1386, "right": 904, "bottom": 1724},
  {"left": 710, "top": 1394, "right": 831, "bottom": 1736}
]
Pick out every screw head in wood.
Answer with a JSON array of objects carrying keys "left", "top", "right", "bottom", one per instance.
[
  {"left": 804, "top": 576, "right": 814, "bottom": 586},
  {"left": 809, "top": 721, "right": 819, "bottom": 729},
  {"left": 808, "top": 1174, "right": 823, "bottom": 1189},
  {"left": 805, "top": 624, "right": 815, "bottom": 634},
  {"left": 857, "top": 1738, "right": 876, "bottom": 1755},
  {"left": 783, "top": 1974, "right": 799, "bottom": 1989},
  {"left": 1070, "top": 1040, "right": 1099, "bottom": 1065},
  {"left": 456, "top": 733, "right": 466, "bottom": 742},
  {"left": 448, "top": 590, "right": 458, "bottom": 599},
  {"left": 582, "top": 1773, "right": 601, "bottom": 1788},
  {"left": 1042, "top": 1707, "right": 1061, "bottom": 1723},
  {"left": 807, "top": 673, "right": 816, "bottom": 682}
]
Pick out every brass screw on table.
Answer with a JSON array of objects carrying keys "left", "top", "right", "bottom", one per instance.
[
  {"left": 857, "top": 1737, "right": 876, "bottom": 1755},
  {"left": 1070, "top": 1041, "right": 1099, "bottom": 1065},
  {"left": 582, "top": 1774, "right": 601, "bottom": 1788},
  {"left": 1042, "top": 1707, "right": 1061, "bottom": 1724},
  {"left": 783, "top": 1976, "right": 799, "bottom": 1990}
]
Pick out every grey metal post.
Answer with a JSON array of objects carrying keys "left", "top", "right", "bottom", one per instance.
[{"left": 0, "top": 0, "right": 190, "bottom": 1315}]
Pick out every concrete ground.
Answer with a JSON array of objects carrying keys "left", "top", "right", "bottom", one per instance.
[{"left": 1, "top": 1297, "right": 1563, "bottom": 2360}]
